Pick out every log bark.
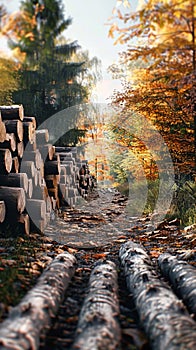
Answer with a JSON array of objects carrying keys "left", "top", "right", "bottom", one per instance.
[
  {"left": 158, "top": 253, "right": 196, "bottom": 318},
  {"left": 39, "top": 144, "right": 55, "bottom": 161},
  {"left": 0, "top": 122, "right": 8, "bottom": 143},
  {"left": 12, "top": 156, "right": 19, "bottom": 173},
  {"left": 20, "top": 161, "right": 36, "bottom": 179},
  {"left": 0, "top": 173, "right": 29, "bottom": 193},
  {"left": 119, "top": 241, "right": 196, "bottom": 350},
  {"left": 0, "top": 104, "right": 24, "bottom": 121},
  {"left": 26, "top": 199, "right": 46, "bottom": 221},
  {"left": 17, "top": 213, "right": 30, "bottom": 235},
  {"left": 23, "top": 116, "right": 36, "bottom": 130},
  {"left": 23, "top": 121, "right": 35, "bottom": 144},
  {"left": 72, "top": 260, "right": 121, "bottom": 350},
  {"left": 0, "top": 133, "right": 16, "bottom": 152},
  {"left": 0, "top": 186, "right": 26, "bottom": 215},
  {"left": 36, "top": 129, "right": 49, "bottom": 144},
  {"left": 0, "top": 201, "right": 6, "bottom": 223},
  {"left": 4, "top": 120, "right": 23, "bottom": 142},
  {"left": 0, "top": 148, "right": 12, "bottom": 174},
  {"left": 22, "top": 150, "right": 42, "bottom": 169},
  {"left": 0, "top": 252, "right": 77, "bottom": 350},
  {"left": 44, "top": 160, "right": 61, "bottom": 176}
]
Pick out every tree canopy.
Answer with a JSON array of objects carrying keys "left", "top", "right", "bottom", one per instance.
[{"left": 108, "top": 0, "right": 196, "bottom": 177}]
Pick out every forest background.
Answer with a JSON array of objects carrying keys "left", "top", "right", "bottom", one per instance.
[{"left": 0, "top": 0, "right": 195, "bottom": 226}]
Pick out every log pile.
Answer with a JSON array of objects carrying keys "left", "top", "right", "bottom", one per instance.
[
  {"left": 119, "top": 241, "right": 196, "bottom": 350},
  {"left": 0, "top": 104, "right": 93, "bottom": 235}
]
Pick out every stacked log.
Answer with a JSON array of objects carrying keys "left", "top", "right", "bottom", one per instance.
[{"left": 0, "top": 104, "right": 93, "bottom": 235}]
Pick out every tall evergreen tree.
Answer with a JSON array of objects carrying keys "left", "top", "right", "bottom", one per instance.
[{"left": 3, "top": 0, "right": 96, "bottom": 125}]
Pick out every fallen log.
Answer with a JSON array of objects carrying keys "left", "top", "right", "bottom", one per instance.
[
  {"left": 0, "top": 104, "right": 24, "bottom": 121},
  {"left": 0, "top": 201, "right": 6, "bottom": 223},
  {"left": 72, "top": 260, "right": 121, "bottom": 350},
  {"left": 0, "top": 252, "right": 77, "bottom": 350},
  {"left": 158, "top": 253, "right": 196, "bottom": 318},
  {"left": 119, "top": 241, "right": 196, "bottom": 350}
]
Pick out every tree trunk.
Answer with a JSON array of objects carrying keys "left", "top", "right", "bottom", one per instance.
[
  {"left": 0, "top": 173, "right": 29, "bottom": 193},
  {"left": 0, "top": 149, "right": 12, "bottom": 174},
  {"left": 72, "top": 260, "right": 121, "bottom": 350},
  {"left": 158, "top": 253, "right": 196, "bottom": 318},
  {"left": 0, "top": 186, "right": 26, "bottom": 216},
  {"left": 0, "top": 104, "right": 24, "bottom": 121},
  {"left": 0, "top": 252, "right": 77, "bottom": 350},
  {"left": 4, "top": 120, "right": 23, "bottom": 142},
  {"left": 119, "top": 241, "right": 196, "bottom": 350},
  {"left": 26, "top": 199, "right": 46, "bottom": 221},
  {"left": 0, "top": 201, "right": 6, "bottom": 223}
]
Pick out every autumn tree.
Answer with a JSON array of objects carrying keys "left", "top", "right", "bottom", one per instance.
[{"left": 108, "top": 0, "right": 196, "bottom": 176}]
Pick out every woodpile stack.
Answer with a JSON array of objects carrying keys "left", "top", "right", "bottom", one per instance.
[{"left": 0, "top": 104, "right": 93, "bottom": 235}]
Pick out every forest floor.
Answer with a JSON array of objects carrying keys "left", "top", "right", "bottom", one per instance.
[{"left": 0, "top": 188, "right": 195, "bottom": 349}]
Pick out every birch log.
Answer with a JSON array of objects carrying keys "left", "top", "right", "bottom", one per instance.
[
  {"left": 72, "top": 260, "right": 121, "bottom": 350},
  {"left": 119, "top": 241, "right": 196, "bottom": 350},
  {"left": 158, "top": 253, "right": 196, "bottom": 318},
  {"left": 0, "top": 252, "right": 77, "bottom": 350}
]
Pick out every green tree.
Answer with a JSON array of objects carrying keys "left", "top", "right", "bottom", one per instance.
[{"left": 2, "top": 0, "right": 101, "bottom": 126}]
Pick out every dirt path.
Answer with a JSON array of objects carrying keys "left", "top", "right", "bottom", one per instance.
[{"left": 0, "top": 188, "right": 195, "bottom": 350}]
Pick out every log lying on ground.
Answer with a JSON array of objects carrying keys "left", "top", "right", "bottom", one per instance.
[
  {"left": 0, "top": 252, "right": 77, "bottom": 350},
  {"left": 158, "top": 253, "right": 196, "bottom": 318},
  {"left": 119, "top": 241, "right": 196, "bottom": 350},
  {"left": 72, "top": 260, "right": 121, "bottom": 350}
]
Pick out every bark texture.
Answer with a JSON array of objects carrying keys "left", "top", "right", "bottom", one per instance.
[
  {"left": 158, "top": 253, "right": 196, "bottom": 318},
  {"left": 119, "top": 241, "right": 196, "bottom": 350},
  {"left": 0, "top": 252, "right": 77, "bottom": 350},
  {"left": 72, "top": 260, "right": 121, "bottom": 350}
]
